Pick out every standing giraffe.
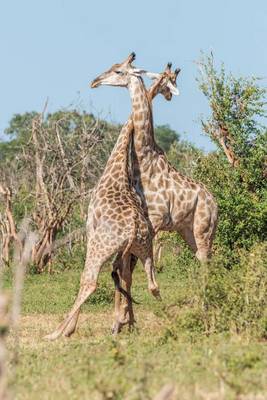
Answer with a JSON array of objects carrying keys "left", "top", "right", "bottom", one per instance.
[
  {"left": 92, "top": 55, "right": 218, "bottom": 332},
  {"left": 44, "top": 53, "right": 165, "bottom": 340}
]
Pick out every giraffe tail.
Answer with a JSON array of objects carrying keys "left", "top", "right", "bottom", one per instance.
[{"left": 111, "top": 270, "right": 139, "bottom": 305}]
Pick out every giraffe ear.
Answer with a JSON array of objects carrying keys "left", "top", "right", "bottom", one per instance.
[
  {"left": 145, "top": 72, "right": 161, "bottom": 80},
  {"left": 167, "top": 81, "right": 179, "bottom": 95},
  {"left": 130, "top": 68, "right": 147, "bottom": 77}
]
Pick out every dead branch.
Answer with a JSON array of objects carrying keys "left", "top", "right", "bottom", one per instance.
[
  {"left": 41, "top": 227, "right": 85, "bottom": 259},
  {"left": 0, "top": 184, "right": 22, "bottom": 266},
  {"left": 1, "top": 110, "right": 118, "bottom": 272},
  {"left": 55, "top": 121, "right": 76, "bottom": 191},
  {"left": 31, "top": 117, "right": 53, "bottom": 220}
]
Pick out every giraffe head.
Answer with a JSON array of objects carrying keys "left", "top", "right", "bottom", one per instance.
[
  {"left": 91, "top": 52, "right": 145, "bottom": 89},
  {"left": 147, "top": 63, "right": 181, "bottom": 101}
]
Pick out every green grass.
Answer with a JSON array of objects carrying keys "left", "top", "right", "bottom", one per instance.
[{"left": 4, "top": 246, "right": 267, "bottom": 400}]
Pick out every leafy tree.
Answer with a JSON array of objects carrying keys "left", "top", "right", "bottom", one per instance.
[
  {"left": 195, "top": 153, "right": 267, "bottom": 250},
  {"left": 167, "top": 140, "right": 202, "bottom": 177},
  {"left": 154, "top": 124, "right": 179, "bottom": 152},
  {"left": 195, "top": 53, "right": 267, "bottom": 250},
  {"left": 0, "top": 112, "right": 37, "bottom": 164}
]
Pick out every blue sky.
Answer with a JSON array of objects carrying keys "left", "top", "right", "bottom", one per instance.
[{"left": 1, "top": 0, "right": 266, "bottom": 150}]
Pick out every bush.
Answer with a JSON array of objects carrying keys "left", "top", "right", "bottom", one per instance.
[
  {"left": 194, "top": 153, "right": 267, "bottom": 250},
  {"left": 193, "top": 54, "right": 267, "bottom": 252},
  {"left": 159, "top": 242, "right": 267, "bottom": 340}
]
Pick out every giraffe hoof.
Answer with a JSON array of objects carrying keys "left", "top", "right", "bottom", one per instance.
[
  {"left": 61, "top": 327, "right": 76, "bottom": 338},
  {"left": 156, "top": 293, "right": 162, "bottom": 301},
  {"left": 112, "top": 323, "right": 121, "bottom": 335},
  {"left": 62, "top": 331, "right": 74, "bottom": 338},
  {"left": 43, "top": 332, "right": 60, "bottom": 341},
  {"left": 112, "top": 318, "right": 129, "bottom": 335},
  {"left": 150, "top": 287, "right": 161, "bottom": 300}
]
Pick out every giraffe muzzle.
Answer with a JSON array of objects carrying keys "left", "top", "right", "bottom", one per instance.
[{"left": 90, "top": 78, "right": 100, "bottom": 88}]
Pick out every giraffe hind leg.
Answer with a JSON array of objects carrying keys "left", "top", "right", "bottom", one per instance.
[
  {"left": 44, "top": 279, "right": 97, "bottom": 341},
  {"left": 193, "top": 214, "right": 214, "bottom": 263},
  {"left": 179, "top": 226, "right": 198, "bottom": 254},
  {"left": 180, "top": 223, "right": 211, "bottom": 263},
  {"left": 44, "top": 240, "right": 122, "bottom": 340}
]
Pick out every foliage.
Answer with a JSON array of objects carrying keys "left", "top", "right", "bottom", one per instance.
[
  {"left": 0, "top": 112, "right": 37, "bottom": 164},
  {"left": 195, "top": 152, "right": 267, "bottom": 250},
  {"left": 151, "top": 239, "right": 267, "bottom": 340},
  {"left": 154, "top": 124, "right": 179, "bottom": 152},
  {"left": 195, "top": 54, "right": 267, "bottom": 250},
  {"left": 198, "top": 53, "right": 266, "bottom": 171},
  {"left": 166, "top": 140, "right": 202, "bottom": 177},
  {"left": 1, "top": 110, "right": 119, "bottom": 190}
]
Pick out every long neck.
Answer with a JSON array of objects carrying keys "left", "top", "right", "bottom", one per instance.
[
  {"left": 128, "top": 76, "right": 156, "bottom": 153},
  {"left": 102, "top": 120, "right": 132, "bottom": 190},
  {"left": 99, "top": 76, "right": 163, "bottom": 189}
]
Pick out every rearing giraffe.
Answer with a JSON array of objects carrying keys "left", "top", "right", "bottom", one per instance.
[{"left": 44, "top": 53, "right": 164, "bottom": 340}]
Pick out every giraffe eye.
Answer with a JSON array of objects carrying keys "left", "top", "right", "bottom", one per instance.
[{"left": 114, "top": 70, "right": 123, "bottom": 75}]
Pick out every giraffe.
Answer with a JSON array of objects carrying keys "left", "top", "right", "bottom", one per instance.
[
  {"left": 44, "top": 53, "right": 165, "bottom": 340},
  {"left": 92, "top": 55, "right": 218, "bottom": 332}
]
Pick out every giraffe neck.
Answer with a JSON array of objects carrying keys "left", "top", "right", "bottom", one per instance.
[
  {"left": 128, "top": 76, "right": 156, "bottom": 153},
  {"left": 102, "top": 121, "right": 132, "bottom": 190},
  {"left": 99, "top": 76, "right": 158, "bottom": 191}
]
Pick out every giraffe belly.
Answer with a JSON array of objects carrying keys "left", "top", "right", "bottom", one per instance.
[
  {"left": 141, "top": 190, "right": 172, "bottom": 233},
  {"left": 134, "top": 171, "right": 172, "bottom": 233},
  {"left": 135, "top": 174, "right": 198, "bottom": 235}
]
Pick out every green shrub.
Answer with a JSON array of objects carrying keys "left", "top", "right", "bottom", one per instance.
[
  {"left": 195, "top": 153, "right": 267, "bottom": 251},
  {"left": 159, "top": 242, "right": 267, "bottom": 340}
]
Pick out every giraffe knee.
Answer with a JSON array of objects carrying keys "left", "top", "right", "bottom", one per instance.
[
  {"left": 79, "top": 281, "right": 97, "bottom": 301},
  {"left": 196, "top": 250, "right": 210, "bottom": 263},
  {"left": 149, "top": 284, "right": 161, "bottom": 299},
  {"left": 88, "top": 281, "right": 97, "bottom": 293}
]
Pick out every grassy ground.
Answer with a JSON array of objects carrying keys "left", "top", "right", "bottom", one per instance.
[{"left": 4, "top": 254, "right": 267, "bottom": 400}]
